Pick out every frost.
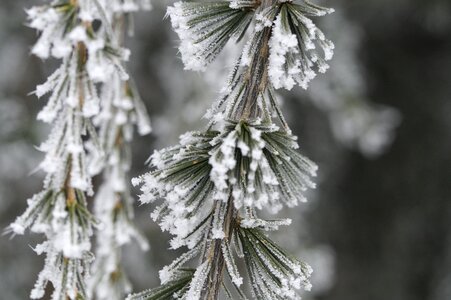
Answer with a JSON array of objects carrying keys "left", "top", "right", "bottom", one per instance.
[
  {"left": 268, "top": 4, "right": 335, "bottom": 90},
  {"left": 168, "top": 1, "right": 254, "bottom": 71},
  {"left": 167, "top": 3, "right": 205, "bottom": 71},
  {"left": 134, "top": 121, "right": 317, "bottom": 297},
  {"left": 268, "top": 16, "right": 302, "bottom": 90},
  {"left": 222, "top": 241, "right": 243, "bottom": 287},
  {"left": 209, "top": 122, "right": 316, "bottom": 213},
  {"left": 185, "top": 261, "right": 211, "bottom": 300},
  {"left": 10, "top": 222, "right": 25, "bottom": 235},
  {"left": 68, "top": 26, "right": 88, "bottom": 42},
  {"left": 212, "top": 228, "right": 226, "bottom": 239},
  {"left": 135, "top": 132, "right": 217, "bottom": 249},
  {"left": 255, "top": 11, "right": 274, "bottom": 32}
]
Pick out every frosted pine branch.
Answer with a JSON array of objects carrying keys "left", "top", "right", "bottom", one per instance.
[
  {"left": 131, "top": 0, "right": 334, "bottom": 299},
  {"left": 87, "top": 3, "right": 152, "bottom": 300},
  {"left": 132, "top": 122, "right": 316, "bottom": 299},
  {"left": 9, "top": 1, "right": 139, "bottom": 299}
]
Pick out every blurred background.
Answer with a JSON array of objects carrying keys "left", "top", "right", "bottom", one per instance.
[{"left": 1, "top": 0, "right": 451, "bottom": 299}]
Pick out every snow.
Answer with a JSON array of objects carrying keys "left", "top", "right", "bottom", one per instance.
[{"left": 209, "top": 129, "right": 238, "bottom": 193}]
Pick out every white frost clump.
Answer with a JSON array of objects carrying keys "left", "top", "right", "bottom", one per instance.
[
  {"left": 268, "top": 15, "right": 304, "bottom": 90},
  {"left": 209, "top": 122, "right": 317, "bottom": 213},
  {"left": 268, "top": 11, "right": 335, "bottom": 90},
  {"left": 209, "top": 124, "right": 279, "bottom": 212},
  {"left": 133, "top": 132, "right": 215, "bottom": 250},
  {"left": 27, "top": 2, "right": 130, "bottom": 83},
  {"left": 255, "top": 10, "right": 274, "bottom": 32},
  {"left": 30, "top": 242, "right": 92, "bottom": 300},
  {"left": 167, "top": 2, "right": 207, "bottom": 71}
]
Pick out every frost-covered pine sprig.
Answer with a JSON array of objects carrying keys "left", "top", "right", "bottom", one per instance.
[
  {"left": 130, "top": 0, "right": 334, "bottom": 299},
  {"left": 87, "top": 3, "right": 152, "bottom": 299},
  {"left": 9, "top": 1, "right": 137, "bottom": 299},
  {"left": 88, "top": 79, "right": 151, "bottom": 300},
  {"left": 131, "top": 121, "right": 316, "bottom": 299},
  {"left": 205, "top": 0, "right": 334, "bottom": 124},
  {"left": 237, "top": 227, "right": 313, "bottom": 299},
  {"left": 167, "top": 1, "right": 256, "bottom": 71}
]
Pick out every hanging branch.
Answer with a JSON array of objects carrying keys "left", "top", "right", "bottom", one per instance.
[
  {"left": 87, "top": 1, "right": 152, "bottom": 299},
  {"left": 7, "top": 0, "right": 138, "bottom": 299},
  {"left": 130, "top": 0, "right": 334, "bottom": 299}
]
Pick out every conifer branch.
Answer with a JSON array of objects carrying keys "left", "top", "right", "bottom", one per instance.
[
  {"left": 131, "top": 1, "right": 334, "bottom": 299},
  {"left": 8, "top": 1, "right": 150, "bottom": 299}
]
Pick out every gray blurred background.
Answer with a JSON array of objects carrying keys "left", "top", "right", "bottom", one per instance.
[{"left": 1, "top": 0, "right": 451, "bottom": 299}]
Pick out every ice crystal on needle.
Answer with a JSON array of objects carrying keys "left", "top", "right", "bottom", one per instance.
[{"left": 134, "top": 131, "right": 216, "bottom": 250}]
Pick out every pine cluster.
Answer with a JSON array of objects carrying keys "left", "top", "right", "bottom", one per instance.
[
  {"left": 9, "top": 1, "right": 151, "bottom": 299},
  {"left": 131, "top": 0, "right": 334, "bottom": 299}
]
